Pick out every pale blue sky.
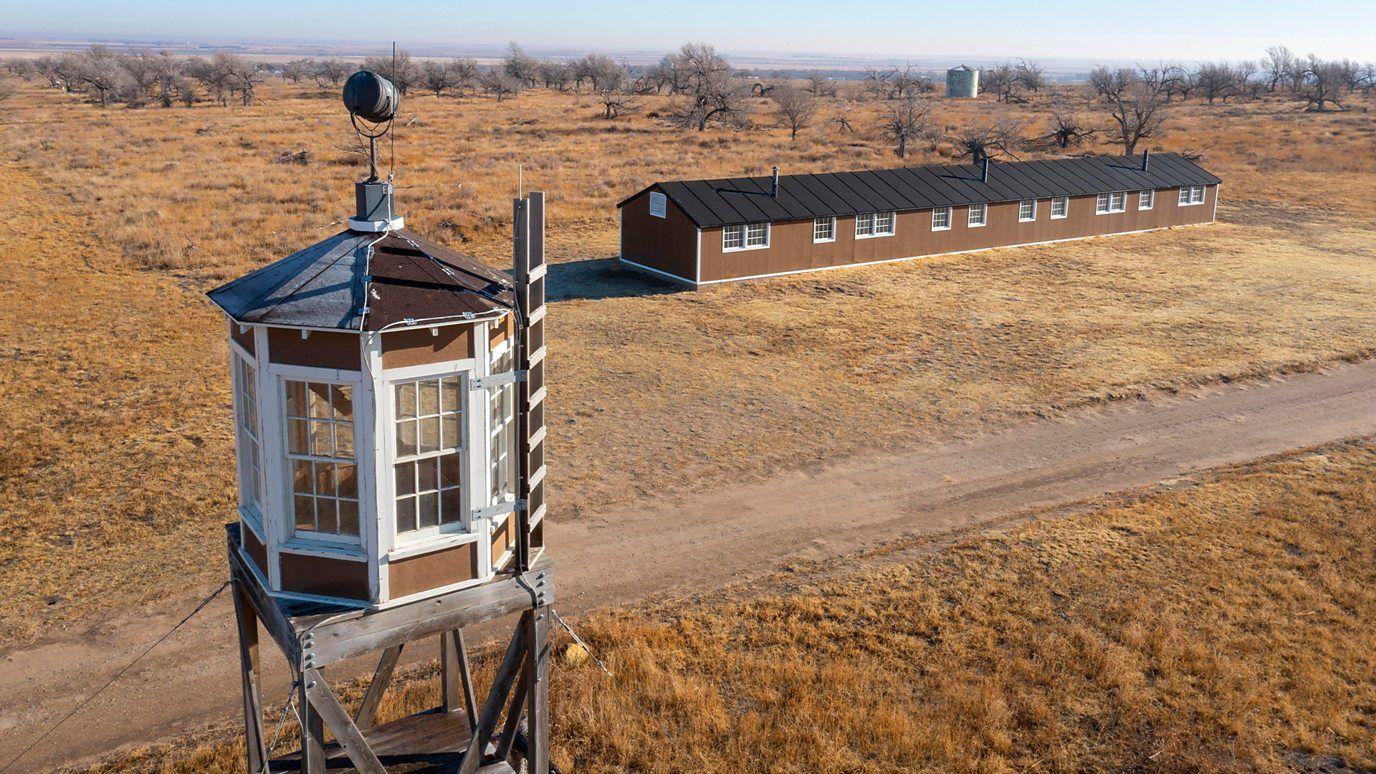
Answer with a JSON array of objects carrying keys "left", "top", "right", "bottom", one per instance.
[{"left": 5, "top": 0, "right": 1373, "bottom": 62}]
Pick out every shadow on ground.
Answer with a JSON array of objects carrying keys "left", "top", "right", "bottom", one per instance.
[{"left": 545, "top": 257, "right": 687, "bottom": 301}]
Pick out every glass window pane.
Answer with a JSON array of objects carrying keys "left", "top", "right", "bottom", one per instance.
[
  {"left": 396, "top": 496, "right": 417, "bottom": 533},
  {"left": 288, "top": 419, "right": 310, "bottom": 455},
  {"left": 334, "top": 422, "right": 354, "bottom": 457},
  {"left": 309, "top": 384, "right": 332, "bottom": 418},
  {"left": 315, "top": 462, "right": 336, "bottom": 498},
  {"left": 317, "top": 498, "right": 339, "bottom": 534},
  {"left": 310, "top": 420, "right": 333, "bottom": 457},
  {"left": 336, "top": 464, "right": 358, "bottom": 498},
  {"left": 418, "top": 457, "right": 439, "bottom": 492},
  {"left": 442, "top": 414, "right": 460, "bottom": 449},
  {"left": 441, "top": 487, "right": 461, "bottom": 525},
  {"left": 419, "top": 493, "right": 439, "bottom": 528},
  {"left": 331, "top": 385, "right": 353, "bottom": 420},
  {"left": 395, "top": 461, "right": 416, "bottom": 496},
  {"left": 286, "top": 381, "right": 308, "bottom": 417},
  {"left": 294, "top": 495, "right": 316, "bottom": 531},
  {"left": 338, "top": 499, "right": 359, "bottom": 536},
  {"left": 397, "top": 419, "right": 418, "bottom": 456},
  {"left": 441, "top": 377, "right": 461, "bottom": 412},
  {"left": 419, "top": 416, "right": 441, "bottom": 454},
  {"left": 441, "top": 453, "right": 461, "bottom": 487},
  {"left": 293, "top": 459, "right": 314, "bottom": 493},
  {"left": 419, "top": 379, "right": 440, "bottom": 416},
  {"left": 396, "top": 383, "right": 418, "bottom": 419}
]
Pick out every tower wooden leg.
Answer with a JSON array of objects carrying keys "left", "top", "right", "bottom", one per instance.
[
  {"left": 356, "top": 643, "right": 403, "bottom": 731},
  {"left": 524, "top": 605, "right": 551, "bottom": 774},
  {"left": 442, "top": 629, "right": 479, "bottom": 726},
  {"left": 298, "top": 673, "right": 325, "bottom": 774},
  {"left": 232, "top": 582, "right": 268, "bottom": 774}
]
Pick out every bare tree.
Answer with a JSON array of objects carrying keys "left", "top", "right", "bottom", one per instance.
[
  {"left": 861, "top": 67, "right": 890, "bottom": 99},
  {"left": 1263, "top": 45, "right": 1297, "bottom": 92},
  {"left": 0, "top": 77, "right": 14, "bottom": 110},
  {"left": 229, "top": 57, "right": 263, "bottom": 106},
  {"left": 420, "top": 59, "right": 457, "bottom": 97},
  {"left": 880, "top": 96, "right": 933, "bottom": 158},
  {"left": 983, "top": 62, "right": 1027, "bottom": 103},
  {"left": 1089, "top": 65, "right": 1172, "bottom": 154},
  {"left": 806, "top": 74, "right": 837, "bottom": 97},
  {"left": 538, "top": 60, "right": 572, "bottom": 91},
  {"left": 1295, "top": 55, "right": 1348, "bottom": 111},
  {"left": 362, "top": 51, "right": 418, "bottom": 94},
  {"left": 479, "top": 66, "right": 521, "bottom": 101},
  {"left": 771, "top": 84, "right": 817, "bottom": 141},
  {"left": 448, "top": 59, "right": 478, "bottom": 96},
  {"left": 582, "top": 55, "right": 623, "bottom": 93},
  {"left": 282, "top": 58, "right": 314, "bottom": 84},
  {"left": 1195, "top": 62, "right": 1242, "bottom": 104},
  {"left": 78, "top": 45, "right": 122, "bottom": 108},
  {"left": 670, "top": 43, "right": 750, "bottom": 131},
  {"left": 950, "top": 119, "right": 1024, "bottom": 162},
  {"left": 1038, "top": 108, "right": 1097, "bottom": 150},
  {"left": 314, "top": 58, "right": 353, "bottom": 88},
  {"left": 888, "top": 65, "right": 933, "bottom": 100},
  {"left": 501, "top": 43, "right": 540, "bottom": 88},
  {"left": 1015, "top": 59, "right": 1046, "bottom": 93},
  {"left": 52, "top": 53, "right": 84, "bottom": 93},
  {"left": 595, "top": 66, "right": 637, "bottom": 119}
]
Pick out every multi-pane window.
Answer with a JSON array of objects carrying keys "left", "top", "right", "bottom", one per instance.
[
  {"left": 968, "top": 203, "right": 986, "bottom": 227},
  {"left": 490, "top": 345, "right": 517, "bottom": 501},
  {"left": 813, "top": 216, "right": 835, "bottom": 242},
  {"left": 393, "top": 376, "right": 464, "bottom": 535},
  {"left": 286, "top": 381, "right": 359, "bottom": 538},
  {"left": 856, "top": 212, "right": 896, "bottom": 237},
  {"left": 723, "top": 223, "right": 768, "bottom": 250},
  {"left": 932, "top": 206, "right": 951, "bottom": 231},
  {"left": 232, "top": 354, "right": 264, "bottom": 517},
  {"left": 1051, "top": 196, "right": 1068, "bottom": 219},
  {"left": 1139, "top": 189, "right": 1154, "bottom": 210},
  {"left": 1178, "top": 185, "right": 1205, "bottom": 205},
  {"left": 1097, "top": 192, "right": 1127, "bottom": 214},
  {"left": 1018, "top": 199, "right": 1037, "bottom": 222}
]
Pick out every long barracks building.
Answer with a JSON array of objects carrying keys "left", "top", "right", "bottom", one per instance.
[{"left": 617, "top": 152, "right": 1220, "bottom": 287}]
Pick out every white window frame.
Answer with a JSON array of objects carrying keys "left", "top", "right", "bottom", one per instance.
[
  {"left": 1138, "top": 189, "right": 1154, "bottom": 210},
  {"left": 1018, "top": 199, "right": 1037, "bottom": 222},
  {"left": 855, "top": 213, "right": 873, "bottom": 238},
  {"left": 723, "top": 223, "right": 769, "bottom": 252},
  {"left": 229, "top": 344, "right": 266, "bottom": 536},
  {"left": 388, "top": 371, "right": 469, "bottom": 544},
  {"left": 931, "top": 206, "right": 952, "bottom": 231},
  {"left": 872, "top": 211, "right": 895, "bottom": 237},
  {"left": 276, "top": 368, "right": 365, "bottom": 549},
  {"left": 745, "top": 222, "right": 770, "bottom": 248},
  {"left": 1097, "top": 191, "right": 1127, "bottom": 214},
  {"left": 967, "top": 203, "right": 986, "bottom": 227},
  {"left": 1050, "top": 196, "right": 1068, "bottom": 219},
  {"left": 488, "top": 336, "right": 517, "bottom": 507},
  {"left": 1178, "top": 185, "right": 1205, "bottom": 206},
  {"left": 812, "top": 216, "right": 836, "bottom": 243}
]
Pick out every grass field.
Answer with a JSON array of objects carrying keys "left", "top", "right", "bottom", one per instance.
[
  {"left": 1, "top": 81, "right": 1375, "bottom": 641},
  {"left": 85, "top": 439, "right": 1376, "bottom": 772}
]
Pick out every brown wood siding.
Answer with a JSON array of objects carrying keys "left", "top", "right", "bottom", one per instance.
[
  {"left": 489, "top": 314, "right": 514, "bottom": 351},
  {"left": 242, "top": 522, "right": 268, "bottom": 576},
  {"left": 387, "top": 541, "right": 479, "bottom": 599},
  {"left": 491, "top": 514, "right": 513, "bottom": 560},
  {"left": 620, "top": 188, "right": 698, "bottom": 283},
  {"left": 267, "top": 327, "right": 360, "bottom": 371},
  {"left": 229, "top": 321, "right": 255, "bottom": 355},
  {"left": 279, "top": 551, "right": 371, "bottom": 600},
  {"left": 695, "top": 185, "right": 1216, "bottom": 283},
  {"left": 380, "top": 324, "right": 475, "bottom": 369}
]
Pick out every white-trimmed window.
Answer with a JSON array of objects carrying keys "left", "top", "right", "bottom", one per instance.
[
  {"left": 855, "top": 212, "right": 896, "bottom": 238},
  {"left": 232, "top": 353, "right": 264, "bottom": 522},
  {"left": 1178, "top": 185, "right": 1205, "bottom": 205},
  {"left": 724, "top": 223, "right": 769, "bottom": 251},
  {"left": 932, "top": 206, "right": 951, "bottom": 231},
  {"left": 968, "top": 203, "right": 986, "bottom": 227},
  {"left": 1138, "top": 189, "right": 1154, "bottom": 210},
  {"left": 1050, "top": 196, "right": 1068, "bottom": 219},
  {"left": 813, "top": 216, "right": 835, "bottom": 242},
  {"left": 286, "top": 380, "right": 360, "bottom": 540},
  {"left": 490, "top": 341, "right": 516, "bottom": 502},
  {"left": 1018, "top": 199, "right": 1037, "bottom": 222},
  {"left": 1097, "top": 191, "right": 1127, "bottom": 214},
  {"left": 392, "top": 375, "right": 465, "bottom": 537}
]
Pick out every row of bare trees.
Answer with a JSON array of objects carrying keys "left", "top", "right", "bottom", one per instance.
[{"left": 13, "top": 45, "right": 266, "bottom": 108}]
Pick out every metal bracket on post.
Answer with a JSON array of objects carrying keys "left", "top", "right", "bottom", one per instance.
[{"left": 470, "top": 370, "right": 528, "bottom": 390}]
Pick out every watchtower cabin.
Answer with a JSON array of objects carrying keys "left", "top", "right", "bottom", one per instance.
[
  {"left": 618, "top": 152, "right": 1220, "bottom": 287},
  {"left": 209, "top": 179, "right": 546, "bottom": 607}
]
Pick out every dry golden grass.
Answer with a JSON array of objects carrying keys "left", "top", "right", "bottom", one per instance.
[
  {"left": 85, "top": 439, "right": 1376, "bottom": 772},
  {"left": 2, "top": 81, "right": 1375, "bottom": 640}
]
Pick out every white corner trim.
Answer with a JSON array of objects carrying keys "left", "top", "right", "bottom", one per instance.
[
  {"left": 695, "top": 228, "right": 702, "bottom": 284},
  {"left": 618, "top": 256, "right": 699, "bottom": 287}
]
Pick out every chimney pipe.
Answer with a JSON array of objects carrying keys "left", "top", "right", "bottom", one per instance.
[
  {"left": 771, "top": 165, "right": 780, "bottom": 197},
  {"left": 981, "top": 156, "right": 990, "bottom": 183},
  {"left": 1142, "top": 148, "right": 1150, "bottom": 171}
]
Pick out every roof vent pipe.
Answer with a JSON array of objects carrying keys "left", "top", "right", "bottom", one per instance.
[
  {"left": 771, "top": 165, "right": 779, "bottom": 197},
  {"left": 350, "top": 179, "right": 404, "bottom": 233},
  {"left": 981, "top": 156, "right": 990, "bottom": 183},
  {"left": 1142, "top": 149, "right": 1150, "bottom": 171}
]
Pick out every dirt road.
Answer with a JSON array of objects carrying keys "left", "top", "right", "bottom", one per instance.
[{"left": 5, "top": 360, "right": 1376, "bottom": 771}]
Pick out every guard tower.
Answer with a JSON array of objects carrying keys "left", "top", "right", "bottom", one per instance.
[{"left": 210, "top": 71, "right": 553, "bottom": 772}]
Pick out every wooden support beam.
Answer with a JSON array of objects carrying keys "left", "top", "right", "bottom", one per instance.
[
  {"left": 524, "top": 606, "right": 551, "bottom": 774},
  {"left": 459, "top": 617, "right": 530, "bottom": 774},
  {"left": 455, "top": 629, "right": 479, "bottom": 729},
  {"left": 297, "top": 674, "right": 325, "bottom": 774},
  {"left": 441, "top": 630, "right": 461, "bottom": 713},
  {"left": 494, "top": 668, "right": 529, "bottom": 762},
  {"left": 355, "top": 643, "right": 403, "bottom": 731},
  {"left": 231, "top": 582, "right": 269, "bottom": 774},
  {"left": 227, "top": 528, "right": 301, "bottom": 663},
  {"left": 302, "top": 668, "right": 387, "bottom": 774}
]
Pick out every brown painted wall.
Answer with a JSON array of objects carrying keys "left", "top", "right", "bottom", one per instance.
[
  {"left": 388, "top": 541, "right": 479, "bottom": 599},
  {"left": 242, "top": 521, "right": 267, "bottom": 577},
  {"left": 268, "top": 328, "right": 361, "bottom": 370},
  {"left": 693, "top": 185, "right": 1216, "bottom": 283},
  {"left": 229, "top": 321, "right": 255, "bottom": 355},
  {"left": 490, "top": 314, "right": 514, "bottom": 351},
  {"left": 279, "top": 551, "right": 371, "bottom": 600},
  {"left": 620, "top": 188, "right": 699, "bottom": 282},
  {"left": 380, "top": 324, "right": 476, "bottom": 369},
  {"left": 491, "top": 514, "right": 513, "bottom": 560}
]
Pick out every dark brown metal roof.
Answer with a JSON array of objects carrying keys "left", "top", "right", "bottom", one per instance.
[
  {"left": 618, "top": 153, "right": 1222, "bottom": 229},
  {"left": 207, "top": 229, "right": 513, "bottom": 332}
]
